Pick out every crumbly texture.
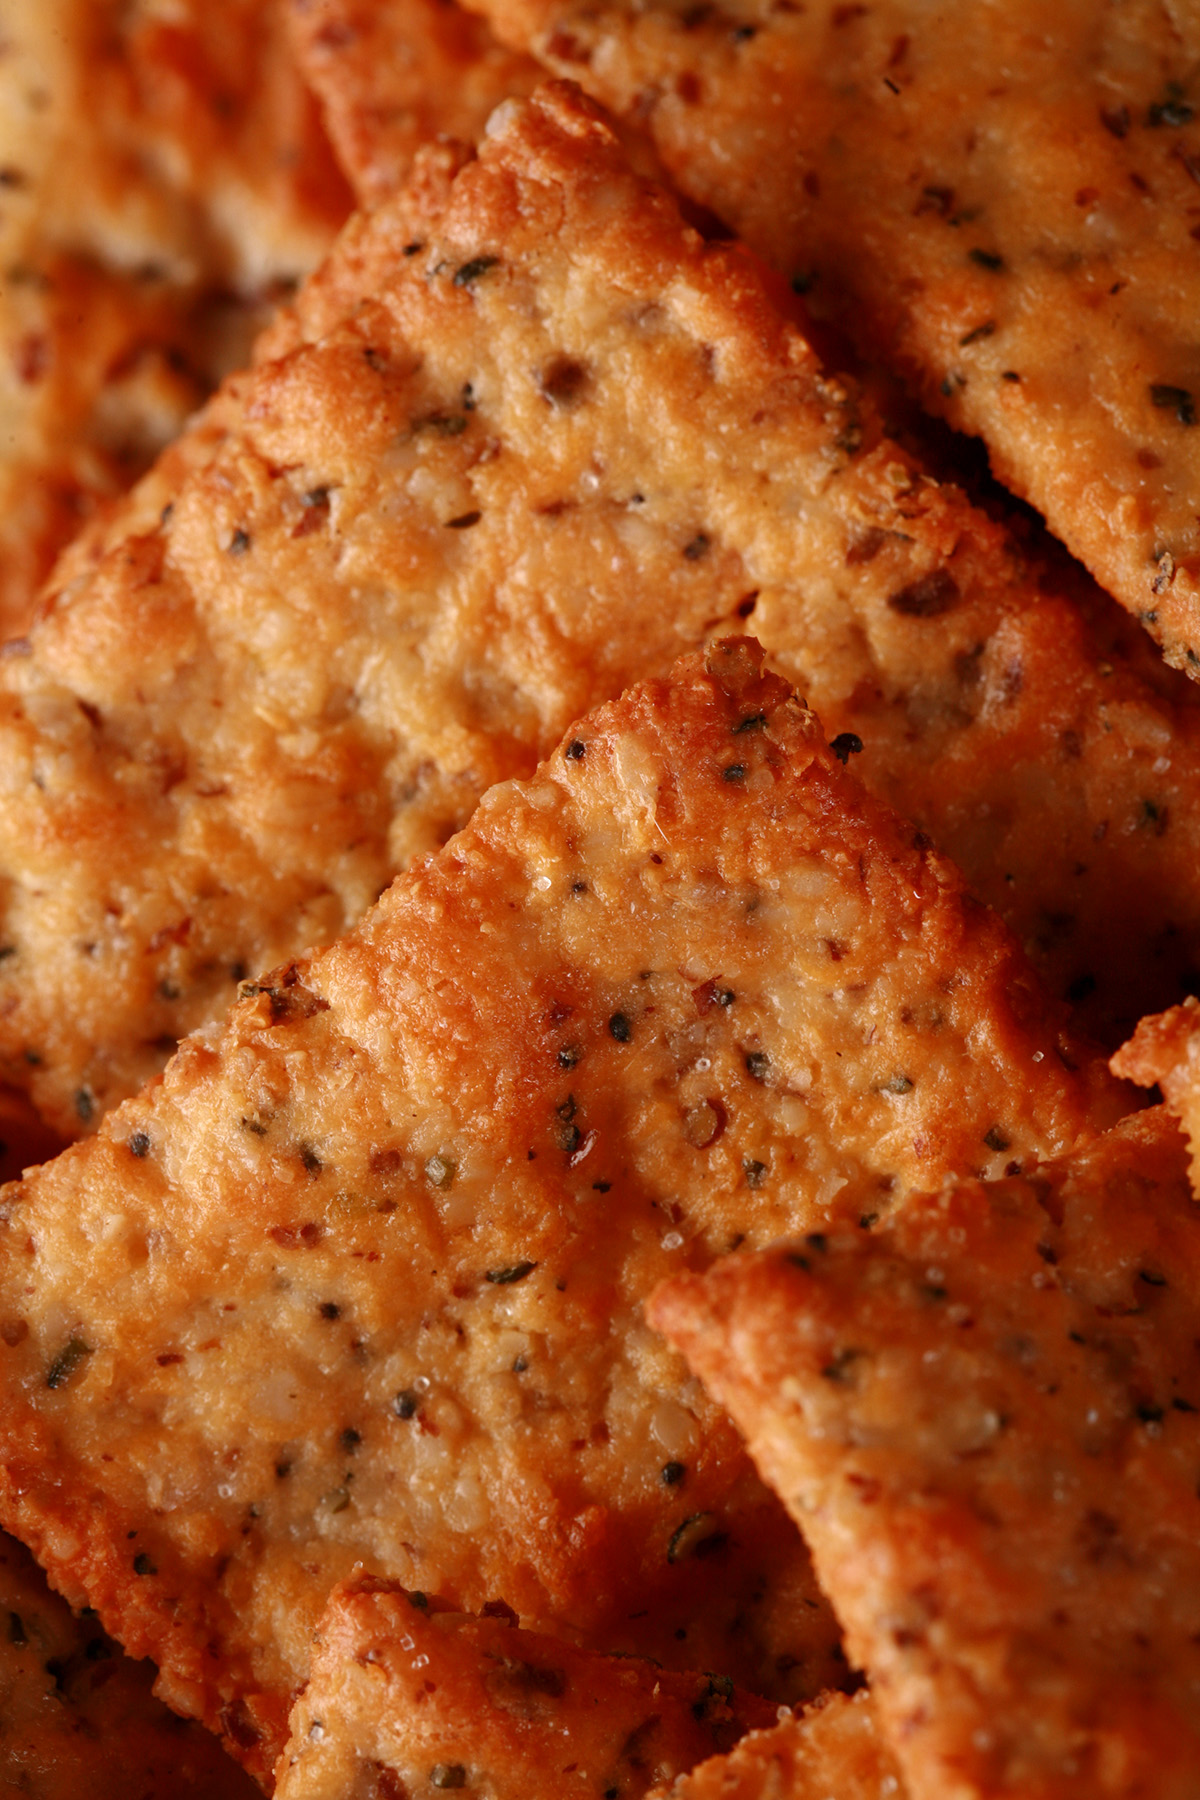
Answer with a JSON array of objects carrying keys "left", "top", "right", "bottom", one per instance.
[
  {"left": 464, "top": 0, "right": 1200, "bottom": 665},
  {"left": 1112, "top": 995, "right": 1200, "bottom": 1197},
  {"left": 0, "top": 0, "right": 349, "bottom": 638},
  {"left": 274, "top": 1576, "right": 779, "bottom": 1799},
  {"left": 0, "top": 644, "right": 1122, "bottom": 1777},
  {"left": 1, "top": 82, "right": 1193, "bottom": 1142},
  {"left": 645, "top": 1691, "right": 904, "bottom": 1800},
  {"left": 0, "top": 1530, "right": 256, "bottom": 1799},
  {"left": 288, "top": 0, "right": 542, "bottom": 209},
  {"left": 650, "top": 1109, "right": 1200, "bottom": 1799}
]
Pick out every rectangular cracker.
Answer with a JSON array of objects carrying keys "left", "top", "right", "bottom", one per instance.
[
  {"left": 463, "top": 0, "right": 1200, "bottom": 666},
  {"left": 645, "top": 1690, "right": 904, "bottom": 1800},
  {"left": 650, "top": 1107, "right": 1200, "bottom": 1798},
  {"left": 274, "top": 1575, "right": 778, "bottom": 1798},
  {"left": 0, "top": 1530, "right": 255, "bottom": 1798},
  {"left": 0, "top": 81, "right": 1188, "bottom": 1144},
  {"left": 0, "top": 642, "right": 1118, "bottom": 1776}
]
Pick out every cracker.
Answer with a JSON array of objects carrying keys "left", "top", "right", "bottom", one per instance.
[
  {"left": 0, "top": 81, "right": 1176, "bottom": 1139},
  {"left": 273, "top": 1575, "right": 778, "bottom": 1798},
  {"left": 0, "top": 0, "right": 348, "bottom": 637},
  {"left": 0, "top": 1529, "right": 255, "bottom": 1798},
  {"left": 288, "top": 0, "right": 541, "bottom": 208},
  {"left": 462, "top": 0, "right": 1200, "bottom": 664},
  {"left": 0, "top": 642, "right": 1118, "bottom": 1775},
  {"left": 645, "top": 1690, "right": 903, "bottom": 1800},
  {"left": 650, "top": 1108, "right": 1200, "bottom": 1798}
]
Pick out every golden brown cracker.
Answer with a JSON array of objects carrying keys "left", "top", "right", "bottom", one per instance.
[
  {"left": 0, "top": 80, "right": 1184, "bottom": 1142},
  {"left": 463, "top": 0, "right": 1200, "bottom": 665},
  {"left": 645, "top": 1691, "right": 904, "bottom": 1800},
  {"left": 274, "top": 1576, "right": 778, "bottom": 1798},
  {"left": 0, "top": 1530, "right": 256, "bottom": 1799},
  {"left": 650, "top": 1108, "right": 1200, "bottom": 1798},
  {"left": 0, "top": 644, "right": 1119, "bottom": 1775}
]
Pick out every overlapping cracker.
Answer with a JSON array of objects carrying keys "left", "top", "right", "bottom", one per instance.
[
  {"left": 273, "top": 1575, "right": 778, "bottom": 1798},
  {"left": 0, "top": 1529, "right": 255, "bottom": 1798},
  {"left": 0, "top": 0, "right": 349, "bottom": 637},
  {"left": 460, "top": 0, "right": 1200, "bottom": 665},
  {"left": 0, "top": 643, "right": 1121, "bottom": 1776},
  {"left": 645, "top": 1690, "right": 903, "bottom": 1800},
  {"left": 287, "top": 0, "right": 541, "bottom": 208},
  {"left": 650, "top": 1108, "right": 1200, "bottom": 1798},
  {"left": 0, "top": 81, "right": 1188, "bottom": 1141}
]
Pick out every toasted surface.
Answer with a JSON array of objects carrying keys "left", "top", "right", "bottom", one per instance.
[
  {"left": 0, "top": 0, "right": 348, "bottom": 636},
  {"left": 650, "top": 1108, "right": 1200, "bottom": 1798},
  {"left": 274, "top": 1575, "right": 778, "bottom": 1798},
  {"left": 0, "top": 644, "right": 1121, "bottom": 1774},
  {"left": 0, "top": 82, "right": 1191, "bottom": 1140},
  {"left": 288, "top": 0, "right": 541, "bottom": 208},
  {"left": 645, "top": 1691, "right": 904, "bottom": 1800},
  {"left": 465, "top": 0, "right": 1200, "bottom": 662},
  {"left": 0, "top": 1530, "right": 256, "bottom": 1799}
]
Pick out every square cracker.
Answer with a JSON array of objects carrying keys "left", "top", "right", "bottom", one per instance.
[
  {"left": 650, "top": 1108, "right": 1200, "bottom": 1798},
  {"left": 0, "top": 643, "right": 1115, "bottom": 1775}
]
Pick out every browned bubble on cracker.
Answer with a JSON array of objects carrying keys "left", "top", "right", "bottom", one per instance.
[
  {"left": 645, "top": 1689, "right": 904, "bottom": 1800},
  {"left": 650, "top": 1108, "right": 1200, "bottom": 1799},
  {"left": 0, "top": 1529, "right": 256, "bottom": 1799},
  {"left": 273, "top": 1574, "right": 778, "bottom": 1798},
  {"left": 464, "top": 0, "right": 1200, "bottom": 665},
  {"left": 0, "top": 645, "right": 1120, "bottom": 1775}
]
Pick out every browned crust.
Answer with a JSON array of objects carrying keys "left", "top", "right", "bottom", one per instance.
[
  {"left": 274, "top": 1576, "right": 779, "bottom": 1796},
  {"left": 0, "top": 643, "right": 1119, "bottom": 1774},
  {"left": 650, "top": 1108, "right": 1200, "bottom": 1798}
]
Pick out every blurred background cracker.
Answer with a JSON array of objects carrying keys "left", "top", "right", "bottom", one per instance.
[
  {"left": 0, "top": 0, "right": 351, "bottom": 639},
  {"left": 0, "top": 1529, "right": 256, "bottom": 1798}
]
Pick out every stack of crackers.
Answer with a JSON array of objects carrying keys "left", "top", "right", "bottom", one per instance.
[{"left": 2, "top": 3, "right": 1200, "bottom": 1793}]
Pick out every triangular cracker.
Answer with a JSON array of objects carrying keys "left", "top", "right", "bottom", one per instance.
[
  {"left": 650, "top": 1108, "right": 1200, "bottom": 1798},
  {"left": 645, "top": 1690, "right": 904, "bottom": 1800},
  {"left": 0, "top": 643, "right": 1120, "bottom": 1775},
  {"left": 274, "top": 1575, "right": 778, "bottom": 1798},
  {"left": 461, "top": 0, "right": 1200, "bottom": 662}
]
